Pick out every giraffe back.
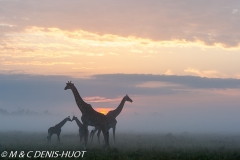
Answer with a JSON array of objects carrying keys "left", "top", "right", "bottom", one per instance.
[
  {"left": 48, "top": 126, "right": 61, "bottom": 135},
  {"left": 81, "top": 111, "right": 107, "bottom": 126}
]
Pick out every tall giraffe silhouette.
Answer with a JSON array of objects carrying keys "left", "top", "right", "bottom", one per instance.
[
  {"left": 47, "top": 116, "right": 72, "bottom": 142},
  {"left": 72, "top": 116, "right": 84, "bottom": 143},
  {"left": 64, "top": 81, "right": 109, "bottom": 148},
  {"left": 90, "top": 95, "right": 132, "bottom": 144}
]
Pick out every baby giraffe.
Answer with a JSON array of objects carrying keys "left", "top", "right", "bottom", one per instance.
[
  {"left": 47, "top": 116, "right": 72, "bottom": 142},
  {"left": 72, "top": 116, "right": 85, "bottom": 143}
]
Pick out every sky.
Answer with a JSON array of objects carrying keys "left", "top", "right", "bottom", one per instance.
[{"left": 0, "top": 0, "right": 240, "bottom": 134}]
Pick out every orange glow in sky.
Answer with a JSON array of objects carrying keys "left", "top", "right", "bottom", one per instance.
[{"left": 95, "top": 108, "right": 114, "bottom": 115}]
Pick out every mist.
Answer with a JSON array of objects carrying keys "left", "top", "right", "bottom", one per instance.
[
  {"left": 1, "top": 73, "right": 240, "bottom": 135},
  {"left": 1, "top": 104, "right": 240, "bottom": 135}
]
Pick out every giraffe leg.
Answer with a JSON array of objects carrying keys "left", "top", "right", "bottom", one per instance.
[
  {"left": 101, "top": 124, "right": 109, "bottom": 148},
  {"left": 79, "top": 131, "right": 82, "bottom": 143},
  {"left": 90, "top": 130, "right": 93, "bottom": 139},
  {"left": 107, "top": 131, "right": 109, "bottom": 143},
  {"left": 86, "top": 129, "right": 89, "bottom": 143},
  {"left": 113, "top": 126, "right": 116, "bottom": 144},
  {"left": 47, "top": 133, "right": 53, "bottom": 142},
  {"left": 80, "top": 135, "right": 83, "bottom": 143},
  {"left": 83, "top": 125, "right": 89, "bottom": 149},
  {"left": 47, "top": 134, "right": 49, "bottom": 142},
  {"left": 90, "top": 128, "right": 98, "bottom": 144},
  {"left": 57, "top": 134, "right": 60, "bottom": 142},
  {"left": 97, "top": 129, "right": 101, "bottom": 144},
  {"left": 57, "top": 130, "right": 61, "bottom": 142},
  {"left": 106, "top": 131, "right": 109, "bottom": 147}
]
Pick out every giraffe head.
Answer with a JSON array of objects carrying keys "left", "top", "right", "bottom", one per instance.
[
  {"left": 64, "top": 81, "right": 74, "bottom": 90},
  {"left": 72, "top": 115, "right": 77, "bottom": 121},
  {"left": 124, "top": 95, "right": 133, "bottom": 103},
  {"left": 66, "top": 116, "right": 72, "bottom": 121}
]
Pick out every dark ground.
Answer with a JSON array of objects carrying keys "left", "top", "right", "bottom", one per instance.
[{"left": 1, "top": 131, "right": 240, "bottom": 160}]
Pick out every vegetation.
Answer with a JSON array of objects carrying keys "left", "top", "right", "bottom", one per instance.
[{"left": 0, "top": 131, "right": 240, "bottom": 160}]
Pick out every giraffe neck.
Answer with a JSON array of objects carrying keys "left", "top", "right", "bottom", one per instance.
[
  {"left": 55, "top": 118, "right": 69, "bottom": 128},
  {"left": 108, "top": 97, "right": 126, "bottom": 118},
  {"left": 70, "top": 85, "right": 88, "bottom": 114},
  {"left": 74, "top": 117, "right": 83, "bottom": 128}
]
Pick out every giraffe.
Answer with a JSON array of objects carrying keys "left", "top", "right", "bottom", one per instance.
[
  {"left": 47, "top": 116, "right": 72, "bottom": 142},
  {"left": 72, "top": 116, "right": 85, "bottom": 143},
  {"left": 64, "top": 81, "right": 109, "bottom": 148},
  {"left": 90, "top": 118, "right": 117, "bottom": 144},
  {"left": 90, "top": 95, "right": 132, "bottom": 144}
]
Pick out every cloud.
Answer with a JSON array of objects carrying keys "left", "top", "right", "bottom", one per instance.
[
  {"left": 1, "top": 25, "right": 239, "bottom": 78},
  {"left": 0, "top": 26, "right": 164, "bottom": 61},
  {"left": 108, "top": 52, "right": 119, "bottom": 56},
  {"left": 184, "top": 67, "right": 227, "bottom": 78},
  {"left": 136, "top": 81, "right": 180, "bottom": 88},
  {"left": 0, "top": 0, "right": 239, "bottom": 48},
  {"left": 72, "top": 67, "right": 93, "bottom": 70},
  {"left": 0, "top": 23, "right": 15, "bottom": 27},
  {"left": 232, "top": 9, "right": 239, "bottom": 14},
  {"left": 130, "top": 49, "right": 143, "bottom": 53},
  {"left": 84, "top": 96, "right": 121, "bottom": 103},
  {"left": 86, "top": 53, "right": 104, "bottom": 57},
  {"left": 165, "top": 69, "right": 174, "bottom": 75},
  {"left": 0, "top": 60, "right": 75, "bottom": 66},
  {"left": 92, "top": 74, "right": 240, "bottom": 90}
]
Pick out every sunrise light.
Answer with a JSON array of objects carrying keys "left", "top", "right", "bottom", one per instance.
[
  {"left": 1, "top": 1, "right": 240, "bottom": 159},
  {"left": 95, "top": 108, "right": 114, "bottom": 115}
]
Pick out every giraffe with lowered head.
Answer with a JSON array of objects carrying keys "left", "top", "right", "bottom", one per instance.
[
  {"left": 90, "top": 95, "right": 133, "bottom": 144},
  {"left": 47, "top": 116, "right": 72, "bottom": 142},
  {"left": 64, "top": 81, "right": 109, "bottom": 148},
  {"left": 72, "top": 116, "right": 85, "bottom": 143}
]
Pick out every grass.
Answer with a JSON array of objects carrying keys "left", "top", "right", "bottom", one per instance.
[{"left": 1, "top": 131, "right": 240, "bottom": 160}]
